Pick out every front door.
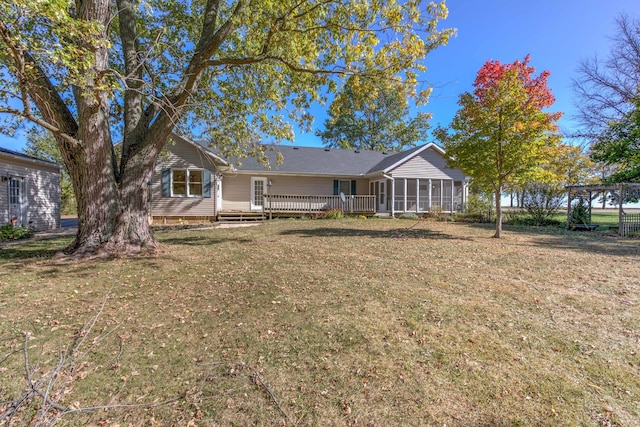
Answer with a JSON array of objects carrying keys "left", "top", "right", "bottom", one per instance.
[
  {"left": 8, "top": 178, "right": 26, "bottom": 226},
  {"left": 378, "top": 180, "right": 387, "bottom": 212}
]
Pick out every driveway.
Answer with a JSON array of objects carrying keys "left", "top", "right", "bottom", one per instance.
[{"left": 61, "top": 217, "right": 78, "bottom": 228}]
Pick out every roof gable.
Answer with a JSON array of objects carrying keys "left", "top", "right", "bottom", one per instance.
[
  {"left": 170, "top": 133, "right": 228, "bottom": 166},
  {"left": 373, "top": 143, "right": 446, "bottom": 174}
]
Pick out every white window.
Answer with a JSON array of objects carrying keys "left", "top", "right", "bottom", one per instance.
[
  {"left": 9, "top": 178, "right": 21, "bottom": 206},
  {"left": 172, "top": 169, "right": 203, "bottom": 197}
]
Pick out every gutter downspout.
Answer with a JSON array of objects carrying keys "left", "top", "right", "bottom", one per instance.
[{"left": 383, "top": 174, "right": 394, "bottom": 217}]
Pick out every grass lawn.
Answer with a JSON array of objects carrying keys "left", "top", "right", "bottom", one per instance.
[
  {"left": 591, "top": 211, "right": 623, "bottom": 229},
  {"left": 1, "top": 219, "right": 639, "bottom": 426},
  {"left": 547, "top": 210, "right": 621, "bottom": 230}
]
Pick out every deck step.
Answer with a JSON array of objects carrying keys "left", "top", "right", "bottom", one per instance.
[{"left": 217, "top": 212, "right": 264, "bottom": 222}]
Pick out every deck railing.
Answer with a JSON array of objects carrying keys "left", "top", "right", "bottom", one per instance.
[{"left": 263, "top": 194, "right": 376, "bottom": 215}]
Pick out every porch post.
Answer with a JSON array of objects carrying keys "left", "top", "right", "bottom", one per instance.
[
  {"left": 461, "top": 181, "right": 467, "bottom": 212},
  {"left": 403, "top": 178, "right": 407, "bottom": 212},
  {"left": 465, "top": 181, "right": 469, "bottom": 211},
  {"left": 428, "top": 179, "right": 432, "bottom": 211},
  {"left": 416, "top": 179, "right": 420, "bottom": 212},
  {"left": 440, "top": 179, "right": 443, "bottom": 208},
  {"left": 451, "top": 180, "right": 455, "bottom": 212},
  {"left": 390, "top": 178, "right": 395, "bottom": 216},
  {"left": 370, "top": 181, "right": 375, "bottom": 213}
]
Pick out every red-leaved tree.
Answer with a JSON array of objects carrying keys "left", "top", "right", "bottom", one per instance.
[{"left": 435, "top": 55, "right": 562, "bottom": 237}]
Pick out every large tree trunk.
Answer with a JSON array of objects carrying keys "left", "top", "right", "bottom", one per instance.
[
  {"left": 18, "top": 0, "right": 240, "bottom": 258},
  {"left": 60, "top": 0, "right": 158, "bottom": 257},
  {"left": 62, "top": 120, "right": 159, "bottom": 257},
  {"left": 494, "top": 189, "right": 503, "bottom": 238}
]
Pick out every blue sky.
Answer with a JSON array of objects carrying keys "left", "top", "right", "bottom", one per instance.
[
  {"left": 297, "top": 0, "right": 640, "bottom": 147},
  {"left": 1, "top": 0, "right": 638, "bottom": 152}
]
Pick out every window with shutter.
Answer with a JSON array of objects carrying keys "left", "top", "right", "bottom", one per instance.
[{"left": 163, "top": 168, "right": 211, "bottom": 197}]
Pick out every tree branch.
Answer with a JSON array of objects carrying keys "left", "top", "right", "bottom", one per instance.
[
  {"left": 116, "top": 0, "right": 144, "bottom": 139},
  {"left": 204, "top": 361, "right": 296, "bottom": 426},
  {"left": 0, "top": 107, "right": 80, "bottom": 147},
  {"left": 0, "top": 20, "right": 79, "bottom": 145},
  {"left": 204, "top": 54, "right": 353, "bottom": 76},
  {"left": 143, "top": 0, "right": 249, "bottom": 154}
]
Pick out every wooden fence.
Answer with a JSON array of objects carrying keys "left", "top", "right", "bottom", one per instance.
[{"left": 620, "top": 213, "right": 640, "bottom": 237}]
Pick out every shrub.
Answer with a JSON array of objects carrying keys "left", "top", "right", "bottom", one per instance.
[
  {"left": 314, "top": 208, "right": 343, "bottom": 219},
  {"left": 0, "top": 224, "right": 34, "bottom": 242},
  {"left": 426, "top": 206, "right": 443, "bottom": 221},
  {"left": 453, "top": 213, "right": 489, "bottom": 223},
  {"left": 466, "top": 192, "right": 494, "bottom": 221},
  {"left": 522, "top": 182, "right": 565, "bottom": 226},
  {"left": 569, "top": 198, "right": 590, "bottom": 227},
  {"left": 505, "top": 213, "right": 562, "bottom": 227},
  {"left": 398, "top": 212, "right": 419, "bottom": 220}
]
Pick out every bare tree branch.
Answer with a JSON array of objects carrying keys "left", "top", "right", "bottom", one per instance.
[
  {"left": 0, "top": 296, "right": 185, "bottom": 426},
  {"left": 203, "top": 361, "right": 296, "bottom": 426},
  {"left": 573, "top": 14, "right": 640, "bottom": 133}
]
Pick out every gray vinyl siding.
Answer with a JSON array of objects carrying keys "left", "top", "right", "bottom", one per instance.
[
  {"left": 221, "top": 174, "right": 369, "bottom": 212},
  {"left": 151, "top": 139, "right": 220, "bottom": 217},
  {"left": 390, "top": 147, "right": 466, "bottom": 180},
  {"left": 0, "top": 155, "right": 60, "bottom": 231}
]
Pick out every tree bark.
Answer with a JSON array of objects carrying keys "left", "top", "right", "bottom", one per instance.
[
  {"left": 493, "top": 188, "right": 502, "bottom": 238},
  {"left": 61, "top": 0, "right": 158, "bottom": 257},
  {"left": 65, "top": 141, "right": 158, "bottom": 257}
]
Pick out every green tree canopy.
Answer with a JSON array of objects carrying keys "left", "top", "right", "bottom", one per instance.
[
  {"left": 590, "top": 98, "right": 640, "bottom": 183},
  {"left": 0, "top": 0, "right": 453, "bottom": 256},
  {"left": 435, "top": 55, "right": 562, "bottom": 238},
  {"left": 316, "top": 76, "right": 431, "bottom": 152}
]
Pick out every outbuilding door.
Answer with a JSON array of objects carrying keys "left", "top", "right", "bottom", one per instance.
[{"left": 8, "top": 177, "right": 26, "bottom": 226}]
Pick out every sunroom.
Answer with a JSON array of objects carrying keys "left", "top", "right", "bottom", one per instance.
[{"left": 370, "top": 177, "right": 468, "bottom": 215}]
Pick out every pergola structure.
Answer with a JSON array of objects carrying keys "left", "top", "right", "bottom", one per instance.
[{"left": 566, "top": 183, "right": 640, "bottom": 236}]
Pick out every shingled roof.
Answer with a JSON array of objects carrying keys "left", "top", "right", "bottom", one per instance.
[
  {"left": 193, "top": 141, "right": 445, "bottom": 177},
  {"left": 0, "top": 146, "right": 60, "bottom": 168}
]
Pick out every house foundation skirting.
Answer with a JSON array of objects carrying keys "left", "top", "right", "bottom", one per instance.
[{"left": 151, "top": 215, "right": 217, "bottom": 225}]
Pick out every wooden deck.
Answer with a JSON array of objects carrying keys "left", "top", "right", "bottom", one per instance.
[
  {"left": 263, "top": 194, "right": 376, "bottom": 218},
  {"left": 217, "top": 212, "right": 264, "bottom": 222}
]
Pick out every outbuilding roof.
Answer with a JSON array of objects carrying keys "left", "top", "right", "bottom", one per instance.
[{"left": 0, "top": 146, "right": 60, "bottom": 169}]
